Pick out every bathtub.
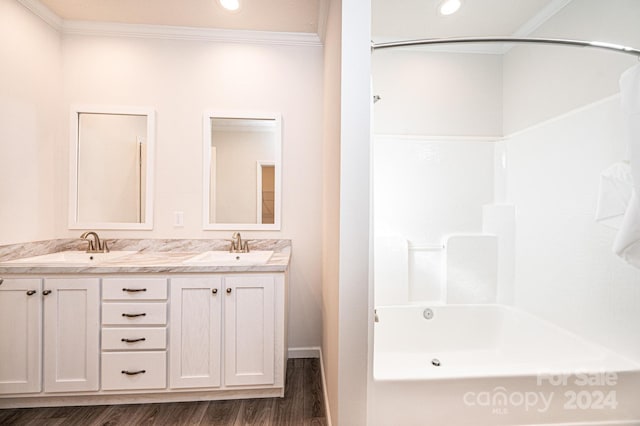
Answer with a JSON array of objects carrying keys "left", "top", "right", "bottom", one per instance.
[{"left": 372, "top": 305, "right": 640, "bottom": 426}]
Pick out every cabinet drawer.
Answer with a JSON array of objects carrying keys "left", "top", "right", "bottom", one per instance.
[
  {"left": 101, "top": 352, "right": 166, "bottom": 390},
  {"left": 103, "top": 278, "right": 167, "bottom": 301},
  {"left": 102, "top": 327, "right": 167, "bottom": 351},
  {"left": 102, "top": 303, "right": 167, "bottom": 325}
]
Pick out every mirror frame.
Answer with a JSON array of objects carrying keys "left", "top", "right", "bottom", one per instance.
[
  {"left": 68, "top": 105, "right": 156, "bottom": 230},
  {"left": 202, "top": 110, "right": 282, "bottom": 231}
]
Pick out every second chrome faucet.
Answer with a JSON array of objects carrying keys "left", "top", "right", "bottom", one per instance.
[
  {"left": 229, "top": 232, "right": 250, "bottom": 253},
  {"left": 80, "top": 231, "right": 110, "bottom": 253}
]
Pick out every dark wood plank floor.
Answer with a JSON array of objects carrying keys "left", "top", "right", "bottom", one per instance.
[{"left": 0, "top": 358, "right": 326, "bottom": 426}]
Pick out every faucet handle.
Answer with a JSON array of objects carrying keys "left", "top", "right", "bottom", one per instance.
[
  {"left": 101, "top": 240, "right": 110, "bottom": 253},
  {"left": 242, "top": 241, "right": 250, "bottom": 253}
]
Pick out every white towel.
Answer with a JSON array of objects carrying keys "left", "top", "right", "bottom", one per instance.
[
  {"left": 595, "top": 162, "right": 633, "bottom": 229},
  {"left": 613, "top": 64, "right": 640, "bottom": 269}
]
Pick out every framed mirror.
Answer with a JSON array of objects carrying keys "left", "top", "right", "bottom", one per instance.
[
  {"left": 69, "top": 106, "right": 155, "bottom": 230},
  {"left": 203, "top": 111, "right": 282, "bottom": 230}
]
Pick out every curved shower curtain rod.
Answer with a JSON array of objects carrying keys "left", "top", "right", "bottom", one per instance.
[{"left": 371, "top": 36, "right": 640, "bottom": 58}]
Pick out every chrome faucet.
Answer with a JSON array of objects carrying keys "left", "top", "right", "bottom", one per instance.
[
  {"left": 80, "top": 231, "right": 110, "bottom": 253},
  {"left": 229, "top": 232, "right": 250, "bottom": 253}
]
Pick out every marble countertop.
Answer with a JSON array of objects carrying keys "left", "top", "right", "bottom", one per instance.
[{"left": 0, "top": 239, "right": 291, "bottom": 275}]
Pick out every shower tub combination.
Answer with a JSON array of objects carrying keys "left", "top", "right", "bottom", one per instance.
[
  {"left": 369, "top": 34, "right": 640, "bottom": 426},
  {"left": 372, "top": 304, "right": 640, "bottom": 426}
]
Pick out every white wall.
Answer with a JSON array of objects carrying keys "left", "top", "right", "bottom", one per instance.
[
  {"left": 3, "top": 0, "right": 324, "bottom": 395},
  {"left": 501, "top": 0, "right": 640, "bottom": 363},
  {"left": 373, "top": 137, "right": 495, "bottom": 305},
  {"left": 321, "top": 0, "right": 341, "bottom": 423},
  {"left": 503, "top": 0, "right": 640, "bottom": 134},
  {"left": 371, "top": 49, "right": 503, "bottom": 308},
  {"left": 0, "top": 0, "right": 60, "bottom": 245},
  {"left": 338, "top": 1, "right": 371, "bottom": 424},
  {"left": 372, "top": 50, "right": 502, "bottom": 137},
  {"left": 373, "top": 137, "right": 494, "bottom": 242},
  {"left": 505, "top": 97, "right": 640, "bottom": 361}
]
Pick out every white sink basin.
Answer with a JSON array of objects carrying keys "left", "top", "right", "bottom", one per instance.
[
  {"left": 183, "top": 250, "right": 274, "bottom": 266},
  {"left": 2, "top": 251, "right": 137, "bottom": 266}
]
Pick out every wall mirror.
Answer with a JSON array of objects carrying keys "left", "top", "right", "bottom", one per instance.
[
  {"left": 203, "top": 111, "right": 282, "bottom": 230},
  {"left": 69, "top": 106, "right": 155, "bottom": 230}
]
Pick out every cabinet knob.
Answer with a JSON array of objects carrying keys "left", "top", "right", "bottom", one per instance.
[
  {"left": 42, "top": 290, "right": 52, "bottom": 296},
  {"left": 26, "top": 290, "right": 37, "bottom": 296},
  {"left": 226, "top": 288, "right": 232, "bottom": 294},
  {"left": 212, "top": 288, "right": 218, "bottom": 294}
]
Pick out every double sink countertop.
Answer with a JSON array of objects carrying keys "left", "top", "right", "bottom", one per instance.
[{"left": 0, "top": 238, "right": 291, "bottom": 274}]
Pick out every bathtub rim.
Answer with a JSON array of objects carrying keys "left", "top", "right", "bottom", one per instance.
[{"left": 373, "top": 303, "right": 640, "bottom": 382}]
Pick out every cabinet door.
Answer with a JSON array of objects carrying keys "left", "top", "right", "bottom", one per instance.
[
  {"left": 0, "top": 278, "right": 42, "bottom": 394},
  {"left": 43, "top": 278, "right": 100, "bottom": 393},
  {"left": 169, "top": 276, "right": 222, "bottom": 389},
  {"left": 224, "top": 275, "right": 275, "bottom": 386}
]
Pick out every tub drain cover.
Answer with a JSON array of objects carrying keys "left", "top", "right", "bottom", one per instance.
[{"left": 431, "top": 358, "right": 441, "bottom": 367}]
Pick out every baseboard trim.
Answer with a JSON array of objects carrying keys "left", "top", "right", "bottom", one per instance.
[
  {"left": 287, "top": 346, "right": 332, "bottom": 426},
  {"left": 288, "top": 346, "right": 320, "bottom": 359}
]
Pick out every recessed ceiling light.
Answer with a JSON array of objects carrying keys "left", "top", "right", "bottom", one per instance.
[
  {"left": 219, "top": 0, "right": 240, "bottom": 11},
  {"left": 439, "top": 0, "right": 462, "bottom": 16}
]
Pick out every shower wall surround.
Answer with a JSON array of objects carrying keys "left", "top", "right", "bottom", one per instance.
[
  {"left": 504, "top": 96, "right": 640, "bottom": 362},
  {"left": 373, "top": 136, "right": 496, "bottom": 305},
  {"left": 372, "top": 0, "right": 640, "bottom": 364}
]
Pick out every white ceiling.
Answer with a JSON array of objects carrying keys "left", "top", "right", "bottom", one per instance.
[
  {"left": 33, "top": 0, "right": 563, "bottom": 40},
  {"left": 38, "top": 0, "right": 321, "bottom": 33},
  {"left": 372, "top": 0, "right": 559, "bottom": 41}
]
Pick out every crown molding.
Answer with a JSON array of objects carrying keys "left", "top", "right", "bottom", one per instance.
[
  {"left": 316, "top": 0, "right": 329, "bottom": 43},
  {"left": 512, "top": 0, "right": 573, "bottom": 38},
  {"left": 18, "top": 0, "right": 322, "bottom": 47},
  {"left": 17, "top": 0, "right": 62, "bottom": 30},
  {"left": 495, "top": 0, "right": 573, "bottom": 54},
  {"left": 62, "top": 21, "right": 322, "bottom": 46}
]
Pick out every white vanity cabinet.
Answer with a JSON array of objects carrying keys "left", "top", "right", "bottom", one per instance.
[
  {"left": 0, "top": 268, "right": 288, "bottom": 406},
  {"left": 169, "top": 276, "right": 222, "bottom": 389},
  {"left": 224, "top": 274, "right": 277, "bottom": 386},
  {"left": 101, "top": 278, "right": 168, "bottom": 391},
  {"left": 43, "top": 278, "right": 100, "bottom": 393},
  {"left": 0, "top": 278, "right": 42, "bottom": 394},
  {"left": 169, "top": 273, "right": 286, "bottom": 390},
  {"left": 0, "top": 278, "right": 100, "bottom": 395}
]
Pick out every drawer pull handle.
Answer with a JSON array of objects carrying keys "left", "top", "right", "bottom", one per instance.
[
  {"left": 26, "top": 290, "right": 37, "bottom": 296},
  {"left": 0, "top": 278, "right": 4, "bottom": 286},
  {"left": 121, "top": 337, "right": 146, "bottom": 343},
  {"left": 122, "top": 313, "right": 146, "bottom": 318},
  {"left": 212, "top": 288, "right": 218, "bottom": 294},
  {"left": 121, "top": 370, "right": 146, "bottom": 376},
  {"left": 122, "top": 288, "right": 147, "bottom": 293},
  {"left": 226, "top": 288, "right": 232, "bottom": 294},
  {"left": 42, "top": 290, "right": 52, "bottom": 296}
]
